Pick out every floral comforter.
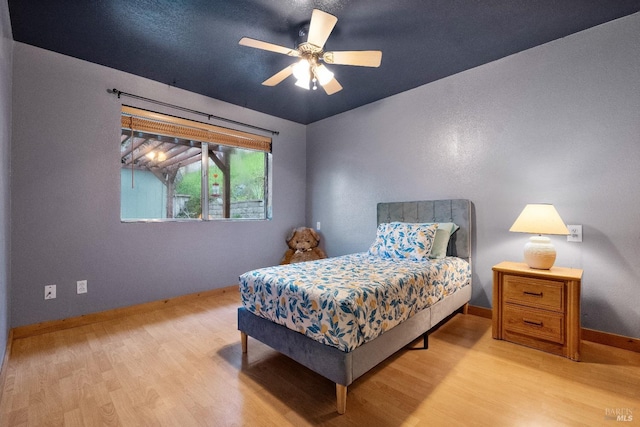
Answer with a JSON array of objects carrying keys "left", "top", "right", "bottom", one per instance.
[{"left": 239, "top": 253, "right": 471, "bottom": 352}]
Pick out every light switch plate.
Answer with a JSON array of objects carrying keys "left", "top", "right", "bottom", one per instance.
[
  {"left": 45, "top": 284, "right": 56, "bottom": 300},
  {"left": 567, "top": 225, "right": 582, "bottom": 242},
  {"left": 77, "top": 280, "right": 87, "bottom": 294}
]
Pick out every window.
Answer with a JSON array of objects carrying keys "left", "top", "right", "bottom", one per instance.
[{"left": 120, "top": 106, "right": 272, "bottom": 221}]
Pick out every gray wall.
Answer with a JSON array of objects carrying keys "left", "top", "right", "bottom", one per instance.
[
  {"left": 307, "top": 13, "right": 640, "bottom": 338},
  {"left": 7, "top": 9, "right": 640, "bottom": 340},
  {"left": 0, "top": 0, "right": 11, "bottom": 357},
  {"left": 11, "top": 43, "right": 306, "bottom": 327}
]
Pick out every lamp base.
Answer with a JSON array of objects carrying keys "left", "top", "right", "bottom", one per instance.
[{"left": 523, "top": 236, "right": 556, "bottom": 270}]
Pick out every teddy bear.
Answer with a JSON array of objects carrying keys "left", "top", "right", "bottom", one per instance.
[{"left": 280, "top": 227, "right": 327, "bottom": 264}]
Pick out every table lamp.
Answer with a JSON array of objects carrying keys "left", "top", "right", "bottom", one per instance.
[{"left": 509, "top": 204, "right": 569, "bottom": 270}]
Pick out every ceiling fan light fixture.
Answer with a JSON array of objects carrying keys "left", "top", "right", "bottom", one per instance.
[
  {"left": 292, "top": 59, "right": 310, "bottom": 81},
  {"left": 293, "top": 59, "right": 311, "bottom": 90},
  {"left": 314, "top": 64, "right": 334, "bottom": 86},
  {"left": 295, "top": 76, "right": 310, "bottom": 90}
]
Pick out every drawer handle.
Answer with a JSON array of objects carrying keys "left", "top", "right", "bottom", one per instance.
[
  {"left": 523, "top": 291, "right": 543, "bottom": 297},
  {"left": 523, "top": 319, "right": 543, "bottom": 327}
]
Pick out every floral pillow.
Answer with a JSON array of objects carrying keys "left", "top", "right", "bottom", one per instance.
[
  {"left": 368, "top": 222, "right": 438, "bottom": 261},
  {"left": 368, "top": 223, "right": 390, "bottom": 257}
]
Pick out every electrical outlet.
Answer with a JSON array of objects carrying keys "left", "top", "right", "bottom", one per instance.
[
  {"left": 316, "top": 222, "right": 321, "bottom": 231},
  {"left": 77, "top": 280, "right": 87, "bottom": 294},
  {"left": 567, "top": 225, "right": 583, "bottom": 242},
  {"left": 45, "top": 284, "right": 56, "bottom": 300}
]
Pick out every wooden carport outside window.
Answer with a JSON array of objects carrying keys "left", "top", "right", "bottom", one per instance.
[{"left": 121, "top": 106, "right": 271, "bottom": 220}]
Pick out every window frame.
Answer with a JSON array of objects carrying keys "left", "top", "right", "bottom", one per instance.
[{"left": 120, "top": 106, "right": 272, "bottom": 222}]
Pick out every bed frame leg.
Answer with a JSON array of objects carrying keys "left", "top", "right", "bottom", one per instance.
[
  {"left": 423, "top": 333, "right": 429, "bottom": 349},
  {"left": 241, "top": 332, "right": 248, "bottom": 354},
  {"left": 336, "top": 384, "right": 347, "bottom": 414},
  {"left": 462, "top": 303, "right": 469, "bottom": 315}
]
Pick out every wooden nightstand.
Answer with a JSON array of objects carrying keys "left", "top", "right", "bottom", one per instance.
[{"left": 492, "top": 261, "right": 583, "bottom": 361}]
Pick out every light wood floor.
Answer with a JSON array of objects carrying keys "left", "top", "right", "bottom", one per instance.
[{"left": 1, "top": 290, "right": 638, "bottom": 426}]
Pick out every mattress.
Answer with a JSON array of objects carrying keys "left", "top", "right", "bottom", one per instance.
[{"left": 239, "top": 253, "right": 471, "bottom": 352}]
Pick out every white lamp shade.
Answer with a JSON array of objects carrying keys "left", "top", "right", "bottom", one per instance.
[
  {"left": 314, "top": 64, "right": 334, "bottom": 86},
  {"left": 294, "top": 78, "right": 310, "bottom": 90},
  {"left": 509, "top": 204, "right": 569, "bottom": 235},
  {"left": 293, "top": 59, "right": 311, "bottom": 90},
  {"left": 292, "top": 59, "right": 310, "bottom": 81}
]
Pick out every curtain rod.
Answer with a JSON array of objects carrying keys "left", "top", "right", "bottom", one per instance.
[{"left": 108, "top": 88, "right": 279, "bottom": 136}]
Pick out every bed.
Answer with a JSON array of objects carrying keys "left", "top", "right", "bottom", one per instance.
[{"left": 238, "top": 199, "right": 472, "bottom": 414}]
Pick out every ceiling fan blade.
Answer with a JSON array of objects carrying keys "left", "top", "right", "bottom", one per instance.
[
  {"left": 262, "top": 65, "right": 294, "bottom": 86},
  {"left": 321, "top": 77, "right": 343, "bottom": 95},
  {"left": 307, "top": 9, "right": 338, "bottom": 49},
  {"left": 239, "top": 37, "right": 299, "bottom": 57},
  {"left": 323, "top": 50, "right": 382, "bottom": 67}
]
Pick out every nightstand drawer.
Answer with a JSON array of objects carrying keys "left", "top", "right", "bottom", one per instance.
[
  {"left": 503, "top": 274, "right": 564, "bottom": 311},
  {"left": 503, "top": 304, "right": 564, "bottom": 344}
]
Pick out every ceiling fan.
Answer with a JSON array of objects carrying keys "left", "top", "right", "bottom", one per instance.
[{"left": 239, "top": 9, "right": 382, "bottom": 95}]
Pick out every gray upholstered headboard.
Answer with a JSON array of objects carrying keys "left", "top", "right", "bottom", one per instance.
[{"left": 376, "top": 199, "right": 472, "bottom": 262}]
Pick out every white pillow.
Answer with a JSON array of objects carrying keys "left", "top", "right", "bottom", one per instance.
[{"left": 429, "top": 222, "right": 460, "bottom": 259}]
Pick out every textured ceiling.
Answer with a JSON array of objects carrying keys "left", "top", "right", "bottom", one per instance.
[{"left": 8, "top": 1, "right": 640, "bottom": 124}]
